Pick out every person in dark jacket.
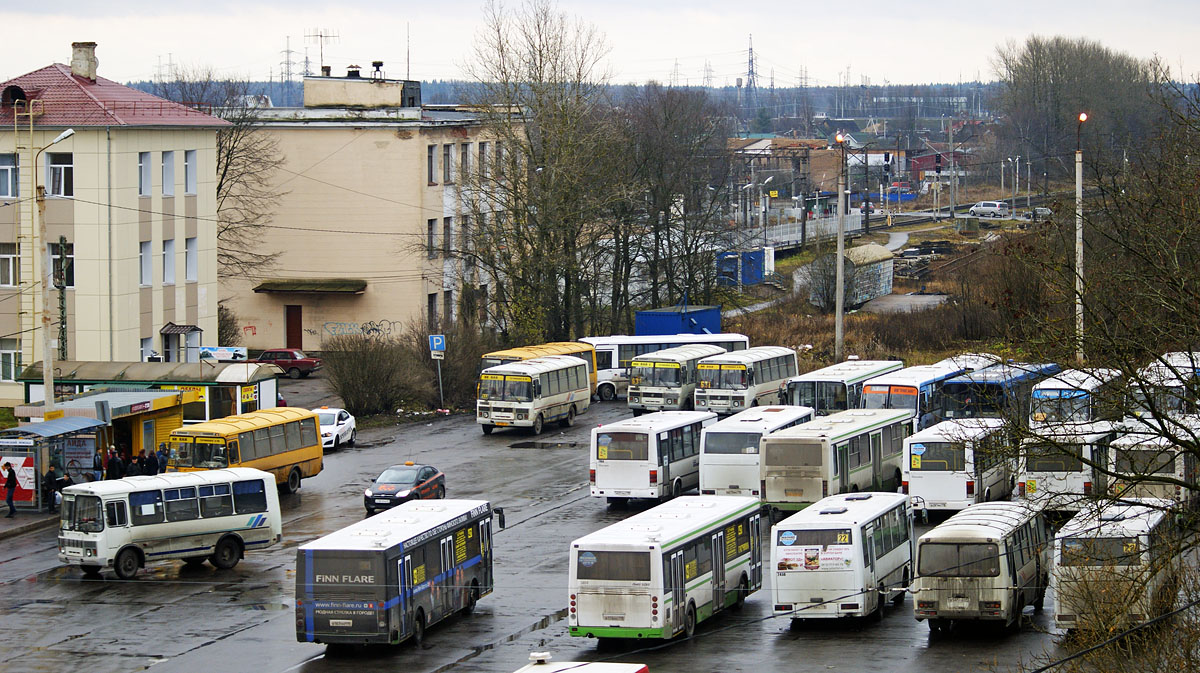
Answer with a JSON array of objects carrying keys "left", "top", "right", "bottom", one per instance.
[
  {"left": 106, "top": 450, "right": 124, "bottom": 480},
  {"left": 126, "top": 453, "right": 141, "bottom": 477},
  {"left": 141, "top": 450, "right": 158, "bottom": 476},
  {"left": 3, "top": 462, "right": 17, "bottom": 518},
  {"left": 92, "top": 448, "right": 104, "bottom": 482},
  {"left": 42, "top": 465, "right": 58, "bottom": 513},
  {"left": 157, "top": 444, "right": 169, "bottom": 473}
]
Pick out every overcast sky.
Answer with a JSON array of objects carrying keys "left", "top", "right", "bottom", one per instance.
[{"left": 3, "top": 1, "right": 1197, "bottom": 88}]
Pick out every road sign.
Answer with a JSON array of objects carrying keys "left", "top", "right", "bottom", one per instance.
[
  {"left": 429, "top": 334, "right": 446, "bottom": 352},
  {"left": 431, "top": 351, "right": 444, "bottom": 360}
]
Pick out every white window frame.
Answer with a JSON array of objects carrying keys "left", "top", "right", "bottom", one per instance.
[
  {"left": 184, "top": 150, "right": 197, "bottom": 194},
  {"left": 443, "top": 144, "right": 454, "bottom": 183},
  {"left": 139, "top": 241, "right": 152, "bottom": 286},
  {"left": 0, "top": 338, "right": 20, "bottom": 381},
  {"left": 47, "top": 153, "right": 73, "bottom": 197},
  {"left": 185, "top": 236, "right": 197, "bottom": 282},
  {"left": 0, "top": 154, "right": 16, "bottom": 198},
  {"left": 140, "top": 337, "right": 154, "bottom": 362},
  {"left": 138, "top": 152, "right": 152, "bottom": 196},
  {"left": 163, "top": 238, "right": 176, "bottom": 285},
  {"left": 162, "top": 151, "right": 175, "bottom": 196},
  {"left": 0, "top": 243, "right": 18, "bottom": 287}
]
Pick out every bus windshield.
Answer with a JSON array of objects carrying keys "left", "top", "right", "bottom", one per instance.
[
  {"left": 193, "top": 439, "right": 230, "bottom": 468},
  {"left": 910, "top": 442, "right": 965, "bottom": 471},
  {"left": 1031, "top": 395, "right": 1090, "bottom": 423},
  {"left": 596, "top": 432, "right": 648, "bottom": 461},
  {"left": 1025, "top": 442, "right": 1084, "bottom": 472},
  {"left": 943, "top": 383, "right": 1007, "bottom": 418},
  {"left": 704, "top": 432, "right": 762, "bottom": 455},
  {"left": 699, "top": 366, "right": 747, "bottom": 390},
  {"left": 1131, "top": 387, "right": 1189, "bottom": 416},
  {"left": 479, "top": 375, "right": 532, "bottom": 402},
  {"left": 1060, "top": 537, "right": 1141, "bottom": 567},
  {"left": 792, "top": 381, "right": 847, "bottom": 413},
  {"left": 576, "top": 550, "right": 651, "bottom": 581},
  {"left": 862, "top": 385, "right": 918, "bottom": 411},
  {"left": 631, "top": 365, "right": 680, "bottom": 388},
  {"left": 918, "top": 542, "right": 1000, "bottom": 577},
  {"left": 169, "top": 437, "right": 193, "bottom": 467},
  {"left": 60, "top": 494, "right": 103, "bottom": 533},
  {"left": 1114, "top": 449, "right": 1174, "bottom": 474}
]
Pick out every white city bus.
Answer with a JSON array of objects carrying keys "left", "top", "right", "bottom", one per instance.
[
  {"left": 783, "top": 360, "right": 904, "bottom": 416},
  {"left": 627, "top": 344, "right": 727, "bottom": 415},
  {"left": 760, "top": 408, "right": 913, "bottom": 515},
  {"left": 859, "top": 360, "right": 971, "bottom": 432},
  {"left": 771, "top": 492, "right": 913, "bottom": 621},
  {"left": 1017, "top": 421, "right": 1118, "bottom": 511},
  {"left": 1030, "top": 368, "right": 1123, "bottom": 428},
  {"left": 477, "top": 355, "right": 591, "bottom": 435},
  {"left": 903, "top": 418, "right": 1010, "bottom": 513},
  {"left": 568, "top": 495, "right": 763, "bottom": 641},
  {"left": 699, "top": 405, "right": 815, "bottom": 497},
  {"left": 694, "top": 346, "right": 798, "bottom": 415},
  {"left": 912, "top": 501, "right": 1051, "bottom": 632},
  {"left": 1128, "top": 351, "right": 1200, "bottom": 420},
  {"left": 1052, "top": 499, "right": 1180, "bottom": 632},
  {"left": 57, "top": 468, "right": 282, "bottom": 580},
  {"left": 581, "top": 333, "right": 750, "bottom": 402},
  {"left": 590, "top": 411, "right": 717, "bottom": 505},
  {"left": 1109, "top": 423, "right": 1200, "bottom": 507}
]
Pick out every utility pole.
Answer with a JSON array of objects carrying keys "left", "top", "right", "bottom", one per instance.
[
  {"left": 948, "top": 122, "right": 956, "bottom": 220},
  {"left": 835, "top": 134, "right": 847, "bottom": 362},
  {"left": 57, "top": 235, "right": 68, "bottom": 360}
]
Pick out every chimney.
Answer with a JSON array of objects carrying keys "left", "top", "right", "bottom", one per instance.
[
  {"left": 346, "top": 65, "right": 361, "bottom": 78},
  {"left": 320, "top": 65, "right": 331, "bottom": 77},
  {"left": 70, "top": 41, "right": 99, "bottom": 82}
]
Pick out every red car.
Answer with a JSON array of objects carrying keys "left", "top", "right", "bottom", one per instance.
[{"left": 251, "top": 349, "right": 322, "bottom": 379}]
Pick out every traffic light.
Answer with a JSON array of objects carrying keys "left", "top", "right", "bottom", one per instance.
[
  {"left": 883, "top": 152, "right": 891, "bottom": 175},
  {"left": 935, "top": 154, "right": 942, "bottom": 175}
]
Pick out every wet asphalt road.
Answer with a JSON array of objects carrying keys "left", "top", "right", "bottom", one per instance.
[{"left": 0, "top": 393, "right": 1071, "bottom": 673}]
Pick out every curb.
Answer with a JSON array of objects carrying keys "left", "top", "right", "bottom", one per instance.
[{"left": 0, "top": 515, "right": 58, "bottom": 541}]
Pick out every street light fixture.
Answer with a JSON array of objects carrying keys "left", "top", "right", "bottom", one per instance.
[
  {"left": 1074, "top": 112, "right": 1087, "bottom": 364},
  {"left": 33, "top": 127, "right": 75, "bottom": 412}
]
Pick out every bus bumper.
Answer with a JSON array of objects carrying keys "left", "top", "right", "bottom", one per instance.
[{"left": 570, "top": 625, "right": 666, "bottom": 639}]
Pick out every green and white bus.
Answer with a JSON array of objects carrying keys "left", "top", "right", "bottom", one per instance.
[
  {"left": 568, "top": 496, "right": 762, "bottom": 641},
  {"left": 783, "top": 360, "right": 904, "bottom": 416}
]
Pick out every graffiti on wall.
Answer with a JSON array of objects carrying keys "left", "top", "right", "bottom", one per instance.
[{"left": 321, "top": 319, "right": 405, "bottom": 339}]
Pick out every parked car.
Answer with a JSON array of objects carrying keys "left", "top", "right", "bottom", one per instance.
[
  {"left": 1030, "top": 206, "right": 1052, "bottom": 221},
  {"left": 313, "top": 406, "right": 356, "bottom": 450},
  {"left": 250, "top": 348, "right": 322, "bottom": 379},
  {"left": 968, "top": 201, "right": 1011, "bottom": 218},
  {"left": 363, "top": 462, "right": 445, "bottom": 514}
]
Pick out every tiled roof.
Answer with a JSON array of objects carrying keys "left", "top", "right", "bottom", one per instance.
[{"left": 0, "top": 64, "right": 229, "bottom": 128}]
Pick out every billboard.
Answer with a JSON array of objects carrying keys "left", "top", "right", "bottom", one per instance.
[{"left": 199, "top": 346, "right": 248, "bottom": 361}]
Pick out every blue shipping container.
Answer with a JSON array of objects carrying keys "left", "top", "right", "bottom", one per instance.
[
  {"left": 717, "top": 250, "right": 765, "bottom": 286},
  {"left": 635, "top": 306, "right": 722, "bottom": 335}
]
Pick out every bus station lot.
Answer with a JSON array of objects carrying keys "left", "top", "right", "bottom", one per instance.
[{"left": 0, "top": 399, "right": 1071, "bottom": 673}]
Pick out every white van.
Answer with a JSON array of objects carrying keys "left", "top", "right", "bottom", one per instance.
[{"left": 968, "top": 201, "right": 1011, "bottom": 218}]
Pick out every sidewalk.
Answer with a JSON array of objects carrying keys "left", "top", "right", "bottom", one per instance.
[{"left": 0, "top": 507, "right": 59, "bottom": 541}]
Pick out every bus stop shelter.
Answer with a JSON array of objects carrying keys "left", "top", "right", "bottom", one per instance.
[{"left": 0, "top": 417, "right": 106, "bottom": 512}]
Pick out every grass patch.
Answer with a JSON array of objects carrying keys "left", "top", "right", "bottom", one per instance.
[{"left": 0, "top": 407, "right": 15, "bottom": 430}]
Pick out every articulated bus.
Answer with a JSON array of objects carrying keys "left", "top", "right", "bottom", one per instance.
[
  {"left": 860, "top": 360, "right": 971, "bottom": 432},
  {"left": 568, "top": 496, "right": 763, "bottom": 641},
  {"left": 783, "top": 360, "right": 904, "bottom": 416},
  {"left": 942, "top": 362, "right": 1061, "bottom": 423},
  {"left": 1129, "top": 351, "right": 1200, "bottom": 420},
  {"left": 296, "top": 500, "right": 496, "bottom": 646},
  {"left": 1053, "top": 499, "right": 1180, "bottom": 632},
  {"left": 628, "top": 344, "right": 727, "bottom": 415},
  {"left": 912, "top": 502, "right": 1051, "bottom": 632},
  {"left": 168, "top": 408, "right": 322, "bottom": 494},
  {"left": 58, "top": 468, "right": 282, "bottom": 580},
  {"left": 694, "top": 346, "right": 798, "bottom": 415},
  {"left": 903, "top": 418, "right": 1010, "bottom": 513},
  {"left": 699, "top": 405, "right": 815, "bottom": 497},
  {"left": 480, "top": 342, "right": 598, "bottom": 397},
  {"left": 771, "top": 492, "right": 913, "bottom": 622},
  {"left": 477, "top": 355, "right": 591, "bottom": 435},
  {"left": 1109, "top": 424, "right": 1200, "bottom": 507},
  {"left": 590, "top": 411, "right": 717, "bottom": 505},
  {"left": 581, "top": 333, "right": 750, "bottom": 402},
  {"left": 1030, "top": 368, "right": 1124, "bottom": 427},
  {"left": 1017, "top": 421, "right": 1118, "bottom": 511},
  {"left": 760, "top": 408, "right": 913, "bottom": 515}
]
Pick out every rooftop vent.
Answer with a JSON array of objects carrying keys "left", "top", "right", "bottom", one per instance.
[
  {"left": 371, "top": 60, "right": 384, "bottom": 80},
  {"left": 346, "top": 65, "right": 361, "bottom": 78},
  {"left": 845, "top": 493, "right": 873, "bottom": 501},
  {"left": 819, "top": 507, "right": 848, "bottom": 515},
  {"left": 321, "top": 65, "right": 331, "bottom": 77}
]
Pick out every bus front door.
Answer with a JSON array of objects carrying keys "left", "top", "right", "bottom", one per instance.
[
  {"left": 711, "top": 530, "right": 726, "bottom": 609},
  {"left": 439, "top": 536, "right": 455, "bottom": 617},
  {"left": 870, "top": 431, "right": 883, "bottom": 490},
  {"left": 750, "top": 513, "right": 763, "bottom": 589},
  {"left": 479, "top": 520, "right": 493, "bottom": 593},
  {"left": 669, "top": 550, "right": 685, "bottom": 635},
  {"left": 837, "top": 444, "right": 850, "bottom": 493},
  {"left": 400, "top": 555, "right": 412, "bottom": 640}
]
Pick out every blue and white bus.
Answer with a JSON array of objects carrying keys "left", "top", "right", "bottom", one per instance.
[
  {"left": 941, "top": 362, "right": 1061, "bottom": 423},
  {"left": 1030, "top": 368, "right": 1123, "bottom": 428},
  {"left": 859, "top": 359, "right": 973, "bottom": 432}
]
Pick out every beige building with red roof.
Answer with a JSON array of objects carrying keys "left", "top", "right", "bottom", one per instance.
[{"left": 0, "top": 42, "right": 226, "bottom": 403}]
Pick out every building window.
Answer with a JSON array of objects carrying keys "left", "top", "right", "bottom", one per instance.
[
  {"left": 494, "top": 142, "right": 503, "bottom": 175},
  {"left": 0, "top": 154, "right": 16, "bottom": 198},
  {"left": 427, "top": 293, "right": 438, "bottom": 328},
  {"left": 139, "top": 241, "right": 152, "bottom": 286},
  {"left": 478, "top": 142, "right": 489, "bottom": 179},
  {"left": 185, "top": 237, "right": 197, "bottom": 282},
  {"left": 443, "top": 216, "right": 452, "bottom": 256},
  {"left": 427, "top": 145, "right": 437, "bottom": 184},
  {"left": 49, "top": 242, "right": 73, "bottom": 288},
  {"left": 443, "top": 144, "right": 454, "bottom": 183},
  {"left": 427, "top": 219, "right": 437, "bottom": 259},
  {"left": 443, "top": 290, "right": 453, "bottom": 324},
  {"left": 478, "top": 284, "right": 488, "bottom": 324},
  {"left": 0, "top": 243, "right": 18, "bottom": 287},
  {"left": 138, "top": 152, "right": 151, "bottom": 196},
  {"left": 184, "top": 150, "right": 197, "bottom": 194},
  {"left": 162, "top": 151, "right": 175, "bottom": 196},
  {"left": 163, "top": 238, "right": 176, "bottom": 284},
  {"left": 140, "top": 337, "right": 154, "bottom": 362},
  {"left": 460, "top": 143, "right": 471, "bottom": 179},
  {"left": 0, "top": 338, "right": 20, "bottom": 381},
  {"left": 48, "top": 153, "right": 73, "bottom": 197}
]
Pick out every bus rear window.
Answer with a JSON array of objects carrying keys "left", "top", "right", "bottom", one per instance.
[
  {"left": 704, "top": 432, "right": 762, "bottom": 455},
  {"left": 1025, "top": 443, "right": 1084, "bottom": 472},
  {"left": 304, "top": 551, "right": 385, "bottom": 597},
  {"left": 1060, "top": 537, "right": 1141, "bottom": 567},
  {"left": 596, "top": 432, "right": 648, "bottom": 461},
  {"left": 576, "top": 550, "right": 650, "bottom": 581},
  {"left": 764, "top": 440, "right": 822, "bottom": 467},
  {"left": 910, "top": 442, "right": 965, "bottom": 471},
  {"left": 918, "top": 542, "right": 999, "bottom": 577},
  {"left": 1114, "top": 449, "right": 1174, "bottom": 475}
]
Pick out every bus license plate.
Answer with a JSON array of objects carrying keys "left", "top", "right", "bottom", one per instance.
[
  {"left": 614, "top": 490, "right": 631, "bottom": 496},
  {"left": 603, "top": 614, "right": 625, "bottom": 621},
  {"left": 329, "top": 619, "right": 353, "bottom": 627}
]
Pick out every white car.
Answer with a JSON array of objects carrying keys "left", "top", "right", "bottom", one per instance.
[{"left": 313, "top": 407, "right": 357, "bottom": 450}]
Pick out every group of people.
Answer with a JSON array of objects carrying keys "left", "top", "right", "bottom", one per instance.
[{"left": 96, "top": 445, "right": 168, "bottom": 481}]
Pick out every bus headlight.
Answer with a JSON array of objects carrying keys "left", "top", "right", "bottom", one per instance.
[
  {"left": 733, "top": 400, "right": 742, "bottom": 406},
  {"left": 696, "top": 398, "right": 707, "bottom": 406},
  {"left": 479, "top": 411, "right": 489, "bottom": 418},
  {"left": 517, "top": 411, "right": 528, "bottom": 420},
  {"left": 666, "top": 397, "right": 677, "bottom": 405},
  {"left": 630, "top": 394, "right": 639, "bottom": 402}
]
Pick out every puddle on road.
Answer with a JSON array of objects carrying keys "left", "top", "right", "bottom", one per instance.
[
  {"left": 508, "top": 441, "right": 582, "bottom": 449},
  {"left": 429, "top": 609, "right": 569, "bottom": 673}
]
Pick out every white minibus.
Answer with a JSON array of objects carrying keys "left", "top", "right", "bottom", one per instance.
[
  {"left": 694, "top": 346, "right": 798, "bottom": 415},
  {"left": 912, "top": 501, "right": 1051, "bottom": 631},
  {"left": 581, "top": 333, "right": 750, "bottom": 402},
  {"left": 57, "top": 467, "right": 282, "bottom": 580},
  {"left": 1017, "top": 421, "right": 1117, "bottom": 511},
  {"left": 783, "top": 359, "right": 903, "bottom": 416},
  {"left": 760, "top": 408, "right": 913, "bottom": 515},
  {"left": 772, "top": 492, "right": 913, "bottom": 622},
  {"left": 1109, "top": 423, "right": 1200, "bottom": 507},
  {"left": 590, "top": 411, "right": 717, "bottom": 504},
  {"left": 699, "top": 405, "right": 814, "bottom": 497},
  {"left": 628, "top": 344, "right": 727, "bottom": 415},
  {"left": 859, "top": 360, "right": 969, "bottom": 432},
  {"left": 569, "top": 496, "right": 763, "bottom": 640},
  {"left": 477, "top": 355, "right": 591, "bottom": 435},
  {"left": 1030, "top": 368, "right": 1123, "bottom": 427},
  {"left": 903, "top": 418, "right": 1010, "bottom": 513},
  {"left": 1053, "top": 499, "right": 1180, "bottom": 632},
  {"left": 1128, "top": 351, "right": 1200, "bottom": 420}
]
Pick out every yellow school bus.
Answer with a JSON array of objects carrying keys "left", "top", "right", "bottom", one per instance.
[{"left": 167, "top": 408, "right": 322, "bottom": 493}]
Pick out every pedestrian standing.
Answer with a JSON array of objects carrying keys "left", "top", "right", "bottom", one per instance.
[
  {"left": 3, "top": 462, "right": 17, "bottom": 518},
  {"left": 126, "top": 452, "right": 142, "bottom": 477},
  {"left": 106, "top": 450, "right": 124, "bottom": 480},
  {"left": 141, "top": 449, "right": 158, "bottom": 476},
  {"left": 92, "top": 447, "right": 104, "bottom": 482},
  {"left": 42, "top": 465, "right": 58, "bottom": 513},
  {"left": 157, "top": 444, "right": 169, "bottom": 474}
]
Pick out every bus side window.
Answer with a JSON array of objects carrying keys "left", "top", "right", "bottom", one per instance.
[
  {"left": 254, "top": 428, "right": 271, "bottom": 457},
  {"left": 284, "top": 422, "right": 301, "bottom": 452},
  {"left": 233, "top": 479, "right": 268, "bottom": 514},
  {"left": 164, "top": 487, "right": 200, "bottom": 522},
  {"left": 682, "top": 424, "right": 696, "bottom": 458},
  {"left": 299, "top": 417, "right": 318, "bottom": 448},
  {"left": 239, "top": 431, "right": 256, "bottom": 461},
  {"left": 199, "top": 483, "right": 233, "bottom": 517},
  {"left": 228, "top": 440, "right": 240, "bottom": 464},
  {"left": 129, "top": 490, "right": 164, "bottom": 526},
  {"left": 105, "top": 501, "right": 128, "bottom": 527},
  {"left": 269, "top": 424, "right": 286, "bottom": 455}
]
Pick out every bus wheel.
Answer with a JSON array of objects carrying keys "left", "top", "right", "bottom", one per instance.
[
  {"left": 481, "top": 424, "right": 494, "bottom": 435},
  {"left": 210, "top": 536, "right": 242, "bottom": 570},
  {"left": 412, "top": 610, "right": 426, "bottom": 646},
  {"left": 683, "top": 603, "right": 696, "bottom": 639},
  {"left": 672, "top": 480, "right": 683, "bottom": 499},
  {"left": 463, "top": 579, "right": 480, "bottom": 615},
  {"left": 285, "top": 468, "right": 302, "bottom": 494},
  {"left": 734, "top": 576, "right": 749, "bottom": 610},
  {"left": 531, "top": 414, "right": 544, "bottom": 435},
  {"left": 562, "top": 406, "right": 576, "bottom": 428},
  {"left": 599, "top": 385, "right": 615, "bottom": 402},
  {"left": 114, "top": 548, "right": 141, "bottom": 580}
]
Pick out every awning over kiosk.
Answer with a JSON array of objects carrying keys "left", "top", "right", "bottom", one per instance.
[{"left": 0, "top": 416, "right": 107, "bottom": 438}]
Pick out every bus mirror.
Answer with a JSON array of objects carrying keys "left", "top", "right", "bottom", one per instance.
[{"left": 494, "top": 507, "right": 505, "bottom": 530}]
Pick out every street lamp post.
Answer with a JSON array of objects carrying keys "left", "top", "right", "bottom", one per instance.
[
  {"left": 834, "top": 133, "right": 847, "bottom": 362},
  {"left": 33, "top": 128, "right": 74, "bottom": 412},
  {"left": 1075, "top": 113, "right": 1087, "bottom": 364},
  {"left": 1013, "top": 155, "right": 1020, "bottom": 213},
  {"left": 760, "top": 176, "right": 773, "bottom": 246}
]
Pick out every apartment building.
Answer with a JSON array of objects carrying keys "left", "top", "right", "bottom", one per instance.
[
  {"left": 222, "top": 65, "right": 495, "bottom": 350},
  {"left": 0, "top": 42, "right": 225, "bottom": 403}
]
